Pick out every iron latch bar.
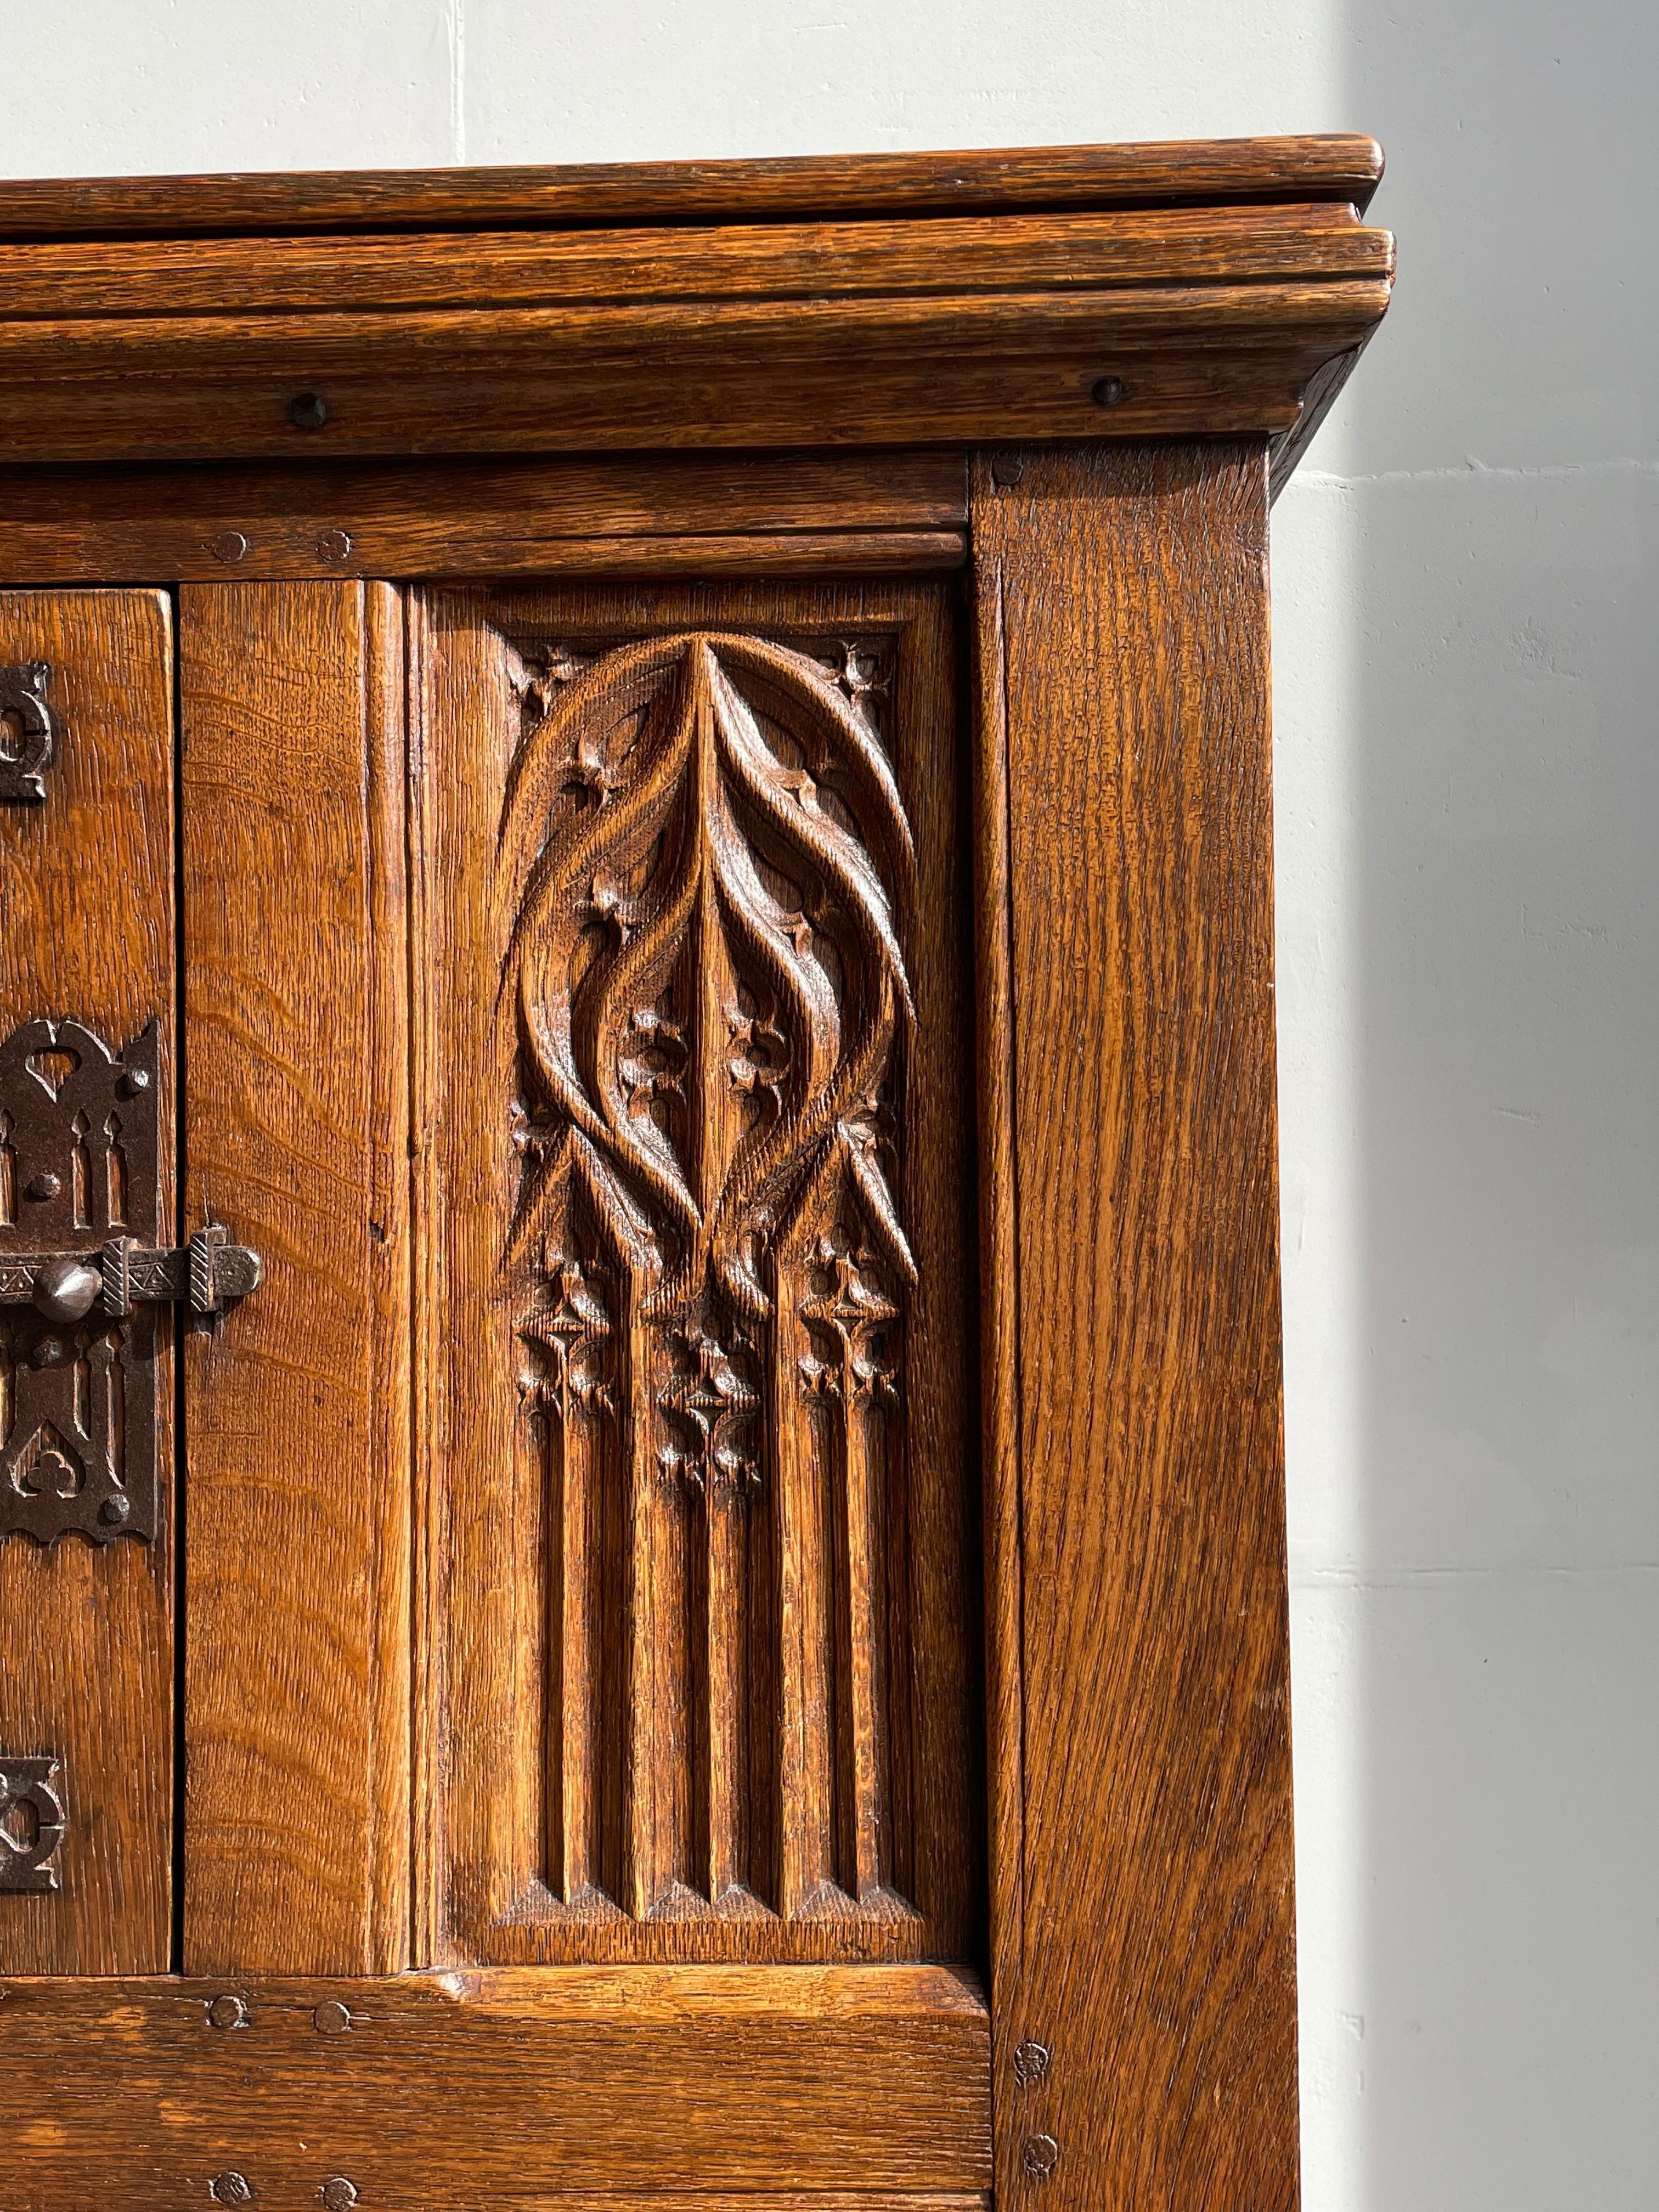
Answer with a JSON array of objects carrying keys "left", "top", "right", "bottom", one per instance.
[{"left": 0, "top": 1224, "right": 263, "bottom": 1323}]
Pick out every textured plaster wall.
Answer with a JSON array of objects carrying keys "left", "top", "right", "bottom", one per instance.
[{"left": 4, "top": 7, "right": 1654, "bottom": 2204}]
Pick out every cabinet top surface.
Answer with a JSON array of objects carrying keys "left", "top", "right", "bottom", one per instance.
[{"left": 0, "top": 134, "right": 1383, "bottom": 239}]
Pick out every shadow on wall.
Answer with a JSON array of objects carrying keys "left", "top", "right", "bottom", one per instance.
[{"left": 1300, "top": 2, "right": 1659, "bottom": 2205}]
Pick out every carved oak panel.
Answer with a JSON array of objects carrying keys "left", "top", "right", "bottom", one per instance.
[{"left": 415, "top": 581, "right": 980, "bottom": 1963}]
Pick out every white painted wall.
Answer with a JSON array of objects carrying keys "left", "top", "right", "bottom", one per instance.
[{"left": 5, "top": 6, "right": 1654, "bottom": 2203}]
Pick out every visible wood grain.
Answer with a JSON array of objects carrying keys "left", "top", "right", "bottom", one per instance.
[
  {"left": 0, "top": 203, "right": 1388, "bottom": 318},
  {"left": 968, "top": 556, "right": 1025, "bottom": 2008},
  {"left": 0, "top": 143, "right": 1390, "bottom": 472},
  {"left": 1270, "top": 342, "right": 1364, "bottom": 501},
  {"left": 969, "top": 443, "right": 1298, "bottom": 2211},
  {"left": 180, "top": 581, "right": 410, "bottom": 1976},
  {"left": 0, "top": 276, "right": 1391, "bottom": 466},
  {"left": 411, "top": 580, "right": 980, "bottom": 1965},
  {"left": 0, "top": 453, "right": 968, "bottom": 584},
  {"left": 0, "top": 591, "right": 174, "bottom": 1974},
  {"left": 2, "top": 1963, "right": 991, "bottom": 2207},
  {"left": 0, "top": 134, "right": 1384, "bottom": 237}
]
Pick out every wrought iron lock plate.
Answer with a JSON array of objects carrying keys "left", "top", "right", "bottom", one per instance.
[
  {"left": 0, "top": 1017, "right": 263, "bottom": 1547},
  {"left": 0, "top": 662, "right": 58, "bottom": 802}
]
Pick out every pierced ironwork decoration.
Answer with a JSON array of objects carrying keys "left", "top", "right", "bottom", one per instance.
[
  {"left": 0, "top": 1017, "right": 263, "bottom": 1547},
  {"left": 0, "top": 662, "right": 59, "bottom": 803},
  {"left": 0, "top": 1753, "right": 66, "bottom": 1893}
]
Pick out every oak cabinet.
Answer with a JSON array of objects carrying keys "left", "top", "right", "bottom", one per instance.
[{"left": 0, "top": 136, "right": 1392, "bottom": 2212}]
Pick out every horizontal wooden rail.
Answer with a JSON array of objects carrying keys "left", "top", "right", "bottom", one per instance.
[{"left": 3, "top": 1964, "right": 991, "bottom": 2209}]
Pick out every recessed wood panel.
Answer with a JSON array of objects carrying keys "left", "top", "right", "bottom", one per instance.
[
  {"left": 411, "top": 579, "right": 980, "bottom": 1963},
  {"left": 0, "top": 590, "right": 174, "bottom": 1974}
]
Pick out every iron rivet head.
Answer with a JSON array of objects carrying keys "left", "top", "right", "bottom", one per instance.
[
  {"left": 315, "top": 528, "right": 353, "bottom": 563},
  {"left": 288, "top": 391, "right": 329, "bottom": 431},
  {"left": 1013, "top": 2037, "right": 1051, "bottom": 2086},
  {"left": 210, "top": 2176, "right": 255, "bottom": 2207},
  {"left": 990, "top": 453, "right": 1026, "bottom": 488},
  {"left": 206, "top": 1993, "right": 247, "bottom": 2031},
  {"left": 100, "top": 1493, "right": 131, "bottom": 1526},
  {"left": 1023, "top": 2133, "right": 1060, "bottom": 2181},
  {"left": 119, "top": 1066, "right": 151, "bottom": 1097},
  {"left": 1092, "top": 375, "right": 1126, "bottom": 408},
  {"left": 313, "top": 1998, "right": 353, "bottom": 2035},
  {"left": 321, "top": 2180, "right": 359, "bottom": 2211},
  {"left": 32, "top": 1335, "right": 66, "bottom": 1369},
  {"left": 208, "top": 531, "right": 249, "bottom": 565},
  {"left": 26, "top": 1171, "right": 61, "bottom": 1201}
]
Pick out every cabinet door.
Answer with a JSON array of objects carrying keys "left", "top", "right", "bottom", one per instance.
[{"left": 0, "top": 590, "right": 176, "bottom": 1974}]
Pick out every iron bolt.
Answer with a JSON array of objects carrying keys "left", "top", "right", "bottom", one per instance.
[
  {"left": 210, "top": 2176, "right": 255, "bottom": 2206},
  {"left": 207, "top": 1993, "right": 248, "bottom": 2031},
  {"left": 25, "top": 1171, "right": 60, "bottom": 1201},
  {"left": 313, "top": 1999, "right": 353, "bottom": 2035},
  {"left": 100, "top": 1493, "right": 132, "bottom": 1526},
  {"left": 321, "top": 2181, "right": 359, "bottom": 2211},
  {"left": 289, "top": 391, "right": 329, "bottom": 431},
  {"left": 316, "top": 529, "right": 353, "bottom": 563},
  {"left": 991, "top": 453, "right": 1026, "bottom": 487},
  {"left": 1092, "top": 375, "right": 1126, "bottom": 408},
  {"left": 209, "top": 531, "right": 249, "bottom": 565}
]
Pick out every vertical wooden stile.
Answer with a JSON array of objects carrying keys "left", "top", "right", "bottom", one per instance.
[
  {"left": 971, "top": 442, "right": 1299, "bottom": 2212},
  {"left": 180, "top": 580, "right": 411, "bottom": 1976}
]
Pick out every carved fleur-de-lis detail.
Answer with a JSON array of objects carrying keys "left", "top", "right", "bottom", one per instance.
[
  {"left": 799, "top": 1226, "right": 901, "bottom": 1406},
  {"left": 657, "top": 1312, "right": 761, "bottom": 1498},
  {"left": 518, "top": 1249, "right": 614, "bottom": 1424},
  {"left": 511, "top": 1096, "right": 562, "bottom": 1164},
  {"left": 509, "top": 644, "right": 614, "bottom": 802},
  {"left": 826, "top": 640, "right": 890, "bottom": 731}
]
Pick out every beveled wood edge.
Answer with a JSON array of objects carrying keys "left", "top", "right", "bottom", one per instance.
[
  {"left": 0, "top": 136, "right": 1384, "bottom": 239},
  {"left": 1269, "top": 340, "right": 1364, "bottom": 499}
]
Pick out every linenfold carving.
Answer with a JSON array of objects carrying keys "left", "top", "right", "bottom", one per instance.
[{"left": 499, "top": 629, "right": 917, "bottom": 1925}]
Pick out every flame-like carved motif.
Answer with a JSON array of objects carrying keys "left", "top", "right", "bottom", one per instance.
[{"left": 500, "top": 630, "right": 914, "bottom": 1345}]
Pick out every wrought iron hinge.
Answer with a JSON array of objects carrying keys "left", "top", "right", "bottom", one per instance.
[
  {"left": 0, "top": 662, "right": 58, "bottom": 802},
  {"left": 0, "top": 1017, "right": 263, "bottom": 1547}
]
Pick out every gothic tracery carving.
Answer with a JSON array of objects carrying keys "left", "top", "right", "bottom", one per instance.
[{"left": 498, "top": 628, "right": 916, "bottom": 1921}]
